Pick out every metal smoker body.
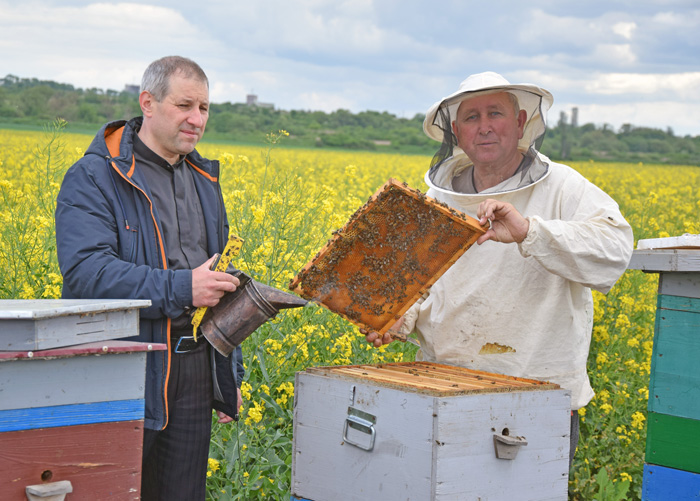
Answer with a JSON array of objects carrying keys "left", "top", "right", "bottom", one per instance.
[{"left": 200, "top": 271, "right": 307, "bottom": 356}]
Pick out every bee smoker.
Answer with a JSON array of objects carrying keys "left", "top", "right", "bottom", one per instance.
[{"left": 200, "top": 271, "right": 307, "bottom": 356}]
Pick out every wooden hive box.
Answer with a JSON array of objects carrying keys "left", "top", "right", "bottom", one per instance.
[
  {"left": 291, "top": 362, "right": 571, "bottom": 501},
  {"left": 628, "top": 247, "right": 700, "bottom": 496},
  {"left": 0, "top": 299, "right": 160, "bottom": 500}
]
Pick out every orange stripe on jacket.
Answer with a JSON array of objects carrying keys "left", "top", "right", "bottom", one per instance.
[
  {"left": 187, "top": 159, "right": 217, "bottom": 182},
  {"left": 105, "top": 125, "right": 135, "bottom": 177}
]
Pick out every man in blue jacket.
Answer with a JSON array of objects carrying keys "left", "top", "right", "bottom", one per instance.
[{"left": 56, "top": 56, "right": 242, "bottom": 500}]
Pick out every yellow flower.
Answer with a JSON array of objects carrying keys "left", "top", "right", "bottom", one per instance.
[
  {"left": 240, "top": 381, "right": 253, "bottom": 400},
  {"left": 596, "top": 352, "right": 609, "bottom": 366},
  {"left": 631, "top": 411, "right": 646, "bottom": 430},
  {"left": 245, "top": 400, "right": 265, "bottom": 425},
  {"left": 615, "top": 313, "right": 631, "bottom": 330}
]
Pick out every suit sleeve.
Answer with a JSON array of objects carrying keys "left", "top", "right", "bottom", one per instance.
[{"left": 518, "top": 174, "right": 634, "bottom": 293}]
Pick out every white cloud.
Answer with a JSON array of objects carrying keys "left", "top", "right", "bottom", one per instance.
[
  {"left": 0, "top": 1, "right": 222, "bottom": 90},
  {"left": 584, "top": 72, "right": 700, "bottom": 100},
  {"left": 590, "top": 43, "right": 638, "bottom": 66},
  {"left": 612, "top": 21, "right": 636, "bottom": 39},
  {"left": 297, "top": 91, "right": 355, "bottom": 112}
]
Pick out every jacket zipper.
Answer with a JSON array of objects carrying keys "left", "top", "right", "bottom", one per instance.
[{"left": 107, "top": 154, "right": 172, "bottom": 430}]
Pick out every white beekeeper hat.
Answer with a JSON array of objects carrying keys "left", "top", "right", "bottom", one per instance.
[{"left": 423, "top": 71, "right": 554, "bottom": 152}]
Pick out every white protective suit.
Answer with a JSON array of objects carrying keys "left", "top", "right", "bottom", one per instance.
[{"left": 401, "top": 150, "right": 634, "bottom": 410}]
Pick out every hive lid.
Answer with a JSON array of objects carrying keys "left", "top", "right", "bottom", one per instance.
[
  {"left": 304, "top": 362, "right": 560, "bottom": 397},
  {"left": 288, "top": 179, "right": 486, "bottom": 335},
  {"left": 637, "top": 233, "right": 700, "bottom": 250},
  {"left": 0, "top": 299, "right": 151, "bottom": 319}
]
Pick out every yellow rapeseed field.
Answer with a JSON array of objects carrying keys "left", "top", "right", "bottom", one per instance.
[{"left": 1, "top": 124, "right": 699, "bottom": 500}]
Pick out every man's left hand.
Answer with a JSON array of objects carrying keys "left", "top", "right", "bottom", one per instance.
[
  {"left": 476, "top": 199, "right": 529, "bottom": 245},
  {"left": 215, "top": 387, "right": 243, "bottom": 424}
]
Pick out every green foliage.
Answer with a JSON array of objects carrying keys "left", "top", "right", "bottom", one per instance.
[
  {"left": 6, "top": 73, "right": 697, "bottom": 163},
  {"left": 592, "top": 468, "right": 631, "bottom": 501},
  {"left": 540, "top": 121, "right": 700, "bottom": 165},
  {"left": 0, "top": 119, "right": 66, "bottom": 299}
]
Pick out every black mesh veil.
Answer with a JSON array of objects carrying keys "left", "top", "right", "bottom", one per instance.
[
  {"left": 426, "top": 89, "right": 549, "bottom": 186},
  {"left": 427, "top": 104, "right": 458, "bottom": 176}
]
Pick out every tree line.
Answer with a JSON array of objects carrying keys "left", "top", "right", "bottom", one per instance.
[{"left": 1, "top": 74, "right": 699, "bottom": 165}]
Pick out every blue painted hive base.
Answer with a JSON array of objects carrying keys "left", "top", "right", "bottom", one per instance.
[{"left": 643, "top": 463, "right": 700, "bottom": 500}]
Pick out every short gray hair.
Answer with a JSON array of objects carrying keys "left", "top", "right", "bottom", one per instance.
[{"left": 140, "top": 56, "right": 209, "bottom": 102}]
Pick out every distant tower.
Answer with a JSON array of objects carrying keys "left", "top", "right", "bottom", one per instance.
[
  {"left": 245, "top": 92, "right": 274, "bottom": 109},
  {"left": 571, "top": 107, "right": 579, "bottom": 128},
  {"left": 559, "top": 111, "right": 567, "bottom": 126}
]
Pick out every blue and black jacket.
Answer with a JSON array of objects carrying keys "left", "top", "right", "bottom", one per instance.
[{"left": 56, "top": 117, "right": 243, "bottom": 430}]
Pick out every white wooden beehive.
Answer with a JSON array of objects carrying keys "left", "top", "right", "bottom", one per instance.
[{"left": 292, "top": 362, "right": 571, "bottom": 501}]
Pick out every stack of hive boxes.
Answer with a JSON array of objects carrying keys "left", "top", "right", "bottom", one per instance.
[
  {"left": 628, "top": 245, "right": 700, "bottom": 499},
  {"left": 0, "top": 299, "right": 158, "bottom": 500}
]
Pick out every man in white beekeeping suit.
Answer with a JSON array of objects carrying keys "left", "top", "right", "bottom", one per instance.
[{"left": 366, "top": 71, "right": 634, "bottom": 467}]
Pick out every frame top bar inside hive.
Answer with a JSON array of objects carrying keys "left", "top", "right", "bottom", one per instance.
[
  {"left": 289, "top": 179, "right": 486, "bottom": 335},
  {"left": 304, "top": 362, "right": 560, "bottom": 397}
]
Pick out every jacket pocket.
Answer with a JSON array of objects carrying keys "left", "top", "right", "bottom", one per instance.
[{"left": 123, "top": 225, "right": 139, "bottom": 263}]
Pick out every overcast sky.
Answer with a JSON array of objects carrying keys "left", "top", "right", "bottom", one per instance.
[{"left": 2, "top": 0, "right": 699, "bottom": 136}]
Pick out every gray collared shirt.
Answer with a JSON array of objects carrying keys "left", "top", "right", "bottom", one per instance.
[{"left": 133, "top": 133, "right": 209, "bottom": 332}]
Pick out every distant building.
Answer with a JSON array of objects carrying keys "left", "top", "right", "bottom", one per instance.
[
  {"left": 246, "top": 93, "right": 274, "bottom": 109},
  {"left": 123, "top": 84, "right": 140, "bottom": 95},
  {"left": 571, "top": 107, "right": 579, "bottom": 128}
]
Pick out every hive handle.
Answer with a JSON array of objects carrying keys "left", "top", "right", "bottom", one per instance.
[{"left": 343, "top": 407, "right": 377, "bottom": 451}]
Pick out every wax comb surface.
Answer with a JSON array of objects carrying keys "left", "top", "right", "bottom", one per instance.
[{"left": 289, "top": 179, "right": 486, "bottom": 334}]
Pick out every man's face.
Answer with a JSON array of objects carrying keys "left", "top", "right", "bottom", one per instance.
[
  {"left": 140, "top": 72, "right": 209, "bottom": 164},
  {"left": 451, "top": 92, "right": 526, "bottom": 170}
]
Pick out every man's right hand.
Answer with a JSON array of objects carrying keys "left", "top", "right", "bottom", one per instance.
[
  {"left": 365, "top": 330, "right": 394, "bottom": 347},
  {"left": 191, "top": 255, "right": 239, "bottom": 307}
]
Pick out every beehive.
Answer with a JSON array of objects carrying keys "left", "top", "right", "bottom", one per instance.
[
  {"left": 291, "top": 362, "right": 571, "bottom": 501},
  {"left": 0, "top": 299, "right": 158, "bottom": 500},
  {"left": 628, "top": 246, "right": 700, "bottom": 499},
  {"left": 289, "top": 179, "right": 486, "bottom": 336}
]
